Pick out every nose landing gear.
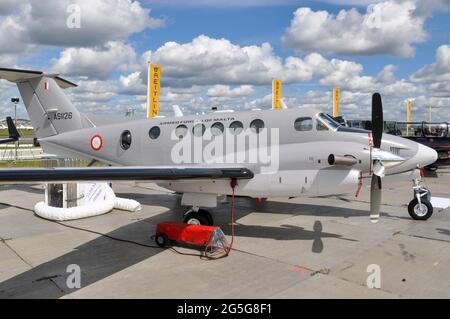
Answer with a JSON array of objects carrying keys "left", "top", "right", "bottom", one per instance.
[{"left": 408, "top": 178, "right": 433, "bottom": 220}]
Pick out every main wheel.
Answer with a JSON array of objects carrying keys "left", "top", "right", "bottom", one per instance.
[
  {"left": 183, "top": 209, "right": 213, "bottom": 226},
  {"left": 155, "top": 233, "right": 169, "bottom": 247},
  {"left": 408, "top": 198, "right": 433, "bottom": 220}
]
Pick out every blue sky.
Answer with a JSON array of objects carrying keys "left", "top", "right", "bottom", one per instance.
[{"left": 1, "top": 0, "right": 450, "bottom": 122}]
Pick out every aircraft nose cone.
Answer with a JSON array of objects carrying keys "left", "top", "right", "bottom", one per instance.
[{"left": 416, "top": 143, "right": 438, "bottom": 168}]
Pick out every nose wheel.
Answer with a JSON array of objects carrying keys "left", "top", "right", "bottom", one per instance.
[
  {"left": 408, "top": 178, "right": 433, "bottom": 220},
  {"left": 408, "top": 198, "right": 433, "bottom": 220},
  {"left": 183, "top": 208, "right": 214, "bottom": 226}
]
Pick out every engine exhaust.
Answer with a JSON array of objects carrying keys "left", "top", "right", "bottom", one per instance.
[{"left": 328, "top": 154, "right": 358, "bottom": 166}]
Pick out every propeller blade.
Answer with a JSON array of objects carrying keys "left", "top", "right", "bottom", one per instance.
[
  {"left": 372, "top": 93, "right": 383, "bottom": 149},
  {"left": 370, "top": 174, "right": 382, "bottom": 223}
]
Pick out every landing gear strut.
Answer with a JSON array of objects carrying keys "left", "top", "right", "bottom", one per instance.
[
  {"left": 408, "top": 178, "right": 433, "bottom": 220},
  {"left": 183, "top": 207, "right": 214, "bottom": 226}
]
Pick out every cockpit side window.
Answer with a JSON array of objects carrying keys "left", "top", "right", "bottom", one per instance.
[
  {"left": 316, "top": 120, "right": 329, "bottom": 131},
  {"left": 316, "top": 113, "right": 340, "bottom": 131}
]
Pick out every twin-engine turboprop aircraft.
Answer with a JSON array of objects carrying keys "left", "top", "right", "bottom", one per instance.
[{"left": 0, "top": 68, "right": 438, "bottom": 224}]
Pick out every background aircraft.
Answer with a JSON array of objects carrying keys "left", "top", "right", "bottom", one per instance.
[
  {"left": 0, "top": 117, "right": 20, "bottom": 144},
  {"left": 0, "top": 68, "right": 438, "bottom": 225}
]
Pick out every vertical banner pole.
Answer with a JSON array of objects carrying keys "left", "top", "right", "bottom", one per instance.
[
  {"left": 272, "top": 79, "right": 282, "bottom": 109},
  {"left": 407, "top": 99, "right": 412, "bottom": 123},
  {"left": 147, "top": 61, "right": 151, "bottom": 118},
  {"left": 333, "top": 87, "right": 340, "bottom": 118},
  {"left": 148, "top": 63, "right": 163, "bottom": 118},
  {"left": 406, "top": 99, "right": 411, "bottom": 135}
]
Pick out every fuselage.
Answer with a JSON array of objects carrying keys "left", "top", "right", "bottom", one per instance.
[{"left": 39, "top": 107, "right": 437, "bottom": 197}]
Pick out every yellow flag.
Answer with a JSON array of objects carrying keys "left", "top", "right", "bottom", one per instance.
[
  {"left": 148, "top": 64, "right": 163, "bottom": 118},
  {"left": 407, "top": 99, "right": 412, "bottom": 123},
  {"left": 333, "top": 87, "right": 340, "bottom": 117},
  {"left": 272, "top": 79, "right": 282, "bottom": 109}
]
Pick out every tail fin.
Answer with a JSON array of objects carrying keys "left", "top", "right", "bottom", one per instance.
[
  {"left": 0, "top": 68, "right": 93, "bottom": 138},
  {"left": 6, "top": 116, "right": 20, "bottom": 139}
]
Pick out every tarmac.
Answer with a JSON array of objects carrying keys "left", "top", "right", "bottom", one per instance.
[{"left": 0, "top": 169, "right": 449, "bottom": 299}]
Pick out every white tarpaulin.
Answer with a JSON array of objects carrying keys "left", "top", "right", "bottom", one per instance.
[
  {"left": 430, "top": 197, "right": 450, "bottom": 209},
  {"left": 35, "top": 183, "right": 141, "bottom": 221}
]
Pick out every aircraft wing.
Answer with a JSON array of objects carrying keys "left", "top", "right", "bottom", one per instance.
[{"left": 0, "top": 166, "right": 254, "bottom": 183}]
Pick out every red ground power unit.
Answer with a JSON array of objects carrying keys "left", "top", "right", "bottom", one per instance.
[{"left": 154, "top": 221, "right": 229, "bottom": 257}]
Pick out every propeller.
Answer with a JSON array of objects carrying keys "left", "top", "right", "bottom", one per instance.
[{"left": 370, "top": 93, "right": 383, "bottom": 223}]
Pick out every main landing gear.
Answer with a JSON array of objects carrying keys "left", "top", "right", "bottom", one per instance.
[
  {"left": 183, "top": 207, "right": 214, "bottom": 226},
  {"left": 408, "top": 178, "right": 433, "bottom": 220}
]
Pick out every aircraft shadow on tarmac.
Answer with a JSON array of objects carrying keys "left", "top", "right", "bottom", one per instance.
[
  {"left": 0, "top": 191, "right": 372, "bottom": 299},
  {"left": 0, "top": 184, "right": 44, "bottom": 195},
  {"left": 436, "top": 228, "right": 450, "bottom": 236}
]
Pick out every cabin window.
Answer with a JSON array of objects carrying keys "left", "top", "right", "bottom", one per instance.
[
  {"left": 229, "top": 121, "right": 244, "bottom": 135},
  {"left": 192, "top": 123, "right": 206, "bottom": 137},
  {"left": 175, "top": 124, "right": 188, "bottom": 139},
  {"left": 120, "top": 130, "right": 132, "bottom": 150},
  {"left": 294, "top": 117, "right": 313, "bottom": 131},
  {"left": 149, "top": 126, "right": 161, "bottom": 139},
  {"left": 250, "top": 119, "right": 265, "bottom": 133},
  {"left": 211, "top": 122, "right": 224, "bottom": 136}
]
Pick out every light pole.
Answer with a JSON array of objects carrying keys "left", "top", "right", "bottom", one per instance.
[{"left": 11, "top": 97, "right": 19, "bottom": 161}]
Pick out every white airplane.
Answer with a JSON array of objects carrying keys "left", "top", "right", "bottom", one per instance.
[{"left": 0, "top": 68, "right": 437, "bottom": 225}]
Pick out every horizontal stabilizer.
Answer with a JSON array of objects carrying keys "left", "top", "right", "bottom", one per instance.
[{"left": 0, "top": 67, "right": 77, "bottom": 89}]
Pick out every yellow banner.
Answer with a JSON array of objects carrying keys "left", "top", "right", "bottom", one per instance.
[
  {"left": 333, "top": 87, "right": 340, "bottom": 117},
  {"left": 272, "top": 79, "right": 282, "bottom": 109},
  {"left": 407, "top": 99, "right": 411, "bottom": 123},
  {"left": 148, "top": 64, "right": 163, "bottom": 118}
]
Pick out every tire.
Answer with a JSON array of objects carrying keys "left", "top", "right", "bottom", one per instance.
[
  {"left": 426, "top": 165, "right": 437, "bottom": 172},
  {"left": 198, "top": 209, "right": 214, "bottom": 226},
  {"left": 155, "top": 233, "right": 168, "bottom": 247},
  {"left": 408, "top": 198, "right": 433, "bottom": 220},
  {"left": 183, "top": 210, "right": 213, "bottom": 226}
]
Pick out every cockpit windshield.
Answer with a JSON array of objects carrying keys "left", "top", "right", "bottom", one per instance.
[{"left": 316, "top": 113, "right": 341, "bottom": 130}]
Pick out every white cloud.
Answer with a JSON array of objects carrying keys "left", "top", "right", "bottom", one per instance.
[
  {"left": 207, "top": 85, "right": 254, "bottom": 98},
  {"left": 0, "top": 0, "right": 25, "bottom": 16},
  {"left": 377, "top": 64, "right": 397, "bottom": 83},
  {"left": 0, "top": 12, "right": 31, "bottom": 56},
  {"left": 411, "top": 45, "right": 450, "bottom": 83},
  {"left": 0, "top": 0, "right": 164, "bottom": 61},
  {"left": 282, "top": 1, "right": 427, "bottom": 57},
  {"left": 119, "top": 71, "right": 147, "bottom": 95},
  {"left": 52, "top": 41, "right": 137, "bottom": 80},
  {"left": 27, "top": 0, "right": 164, "bottom": 47},
  {"left": 145, "top": 35, "right": 316, "bottom": 86},
  {"left": 408, "top": 44, "right": 450, "bottom": 113},
  {"left": 146, "top": 0, "right": 294, "bottom": 7},
  {"left": 129, "top": 35, "right": 384, "bottom": 92}
]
